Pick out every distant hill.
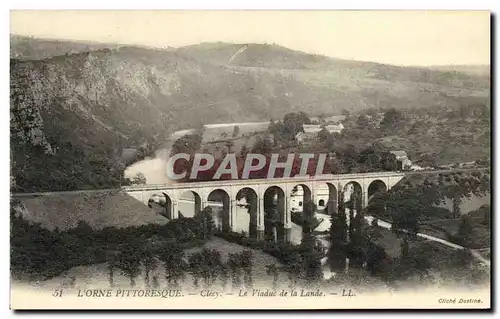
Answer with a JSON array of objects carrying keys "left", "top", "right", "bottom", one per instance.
[
  {"left": 177, "top": 42, "right": 338, "bottom": 69},
  {"left": 10, "top": 36, "right": 491, "bottom": 192},
  {"left": 426, "top": 65, "right": 490, "bottom": 77},
  {"left": 10, "top": 34, "right": 125, "bottom": 60},
  {"left": 178, "top": 42, "right": 490, "bottom": 113}
]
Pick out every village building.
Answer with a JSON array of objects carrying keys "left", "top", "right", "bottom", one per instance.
[
  {"left": 325, "top": 123, "right": 344, "bottom": 133},
  {"left": 390, "top": 150, "right": 412, "bottom": 170},
  {"left": 295, "top": 122, "right": 344, "bottom": 144}
]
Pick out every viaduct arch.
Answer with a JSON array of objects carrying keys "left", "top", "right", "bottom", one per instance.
[{"left": 127, "top": 172, "right": 404, "bottom": 243}]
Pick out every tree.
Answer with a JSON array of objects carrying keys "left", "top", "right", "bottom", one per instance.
[
  {"left": 228, "top": 252, "right": 243, "bottom": 290},
  {"left": 189, "top": 248, "right": 223, "bottom": 289},
  {"left": 268, "top": 112, "right": 312, "bottom": 145},
  {"left": 384, "top": 182, "right": 444, "bottom": 234},
  {"left": 106, "top": 252, "right": 119, "bottom": 287},
  {"left": 347, "top": 214, "right": 369, "bottom": 269},
  {"left": 117, "top": 247, "right": 142, "bottom": 287},
  {"left": 459, "top": 104, "right": 473, "bottom": 120},
  {"left": 264, "top": 194, "right": 280, "bottom": 241},
  {"left": 240, "top": 250, "right": 254, "bottom": 288},
  {"left": 219, "top": 263, "right": 230, "bottom": 289},
  {"left": 225, "top": 140, "right": 234, "bottom": 153},
  {"left": 131, "top": 172, "right": 147, "bottom": 185},
  {"left": 170, "top": 132, "right": 203, "bottom": 156},
  {"left": 356, "top": 115, "right": 370, "bottom": 128},
  {"left": 328, "top": 189, "right": 348, "bottom": 272},
  {"left": 160, "top": 244, "right": 187, "bottom": 288},
  {"left": 195, "top": 207, "right": 216, "bottom": 240},
  {"left": 390, "top": 236, "right": 412, "bottom": 281},
  {"left": 317, "top": 128, "right": 330, "bottom": 143},
  {"left": 341, "top": 109, "right": 350, "bottom": 117},
  {"left": 479, "top": 205, "right": 491, "bottom": 227},
  {"left": 452, "top": 196, "right": 461, "bottom": 218},
  {"left": 365, "top": 108, "right": 379, "bottom": 117},
  {"left": 317, "top": 113, "right": 326, "bottom": 124},
  {"left": 400, "top": 236, "right": 410, "bottom": 260},
  {"left": 380, "top": 152, "right": 398, "bottom": 171},
  {"left": 299, "top": 233, "right": 325, "bottom": 284},
  {"left": 449, "top": 248, "right": 474, "bottom": 268},
  {"left": 380, "top": 108, "right": 403, "bottom": 133},
  {"left": 251, "top": 137, "right": 273, "bottom": 155},
  {"left": 346, "top": 192, "right": 357, "bottom": 236},
  {"left": 302, "top": 201, "right": 319, "bottom": 234},
  {"left": 266, "top": 264, "right": 279, "bottom": 290},
  {"left": 142, "top": 249, "right": 157, "bottom": 287},
  {"left": 357, "top": 147, "right": 381, "bottom": 171},
  {"left": 339, "top": 144, "right": 358, "bottom": 173},
  {"left": 454, "top": 216, "right": 474, "bottom": 247},
  {"left": 282, "top": 252, "right": 303, "bottom": 289},
  {"left": 240, "top": 144, "right": 249, "bottom": 157},
  {"left": 268, "top": 120, "right": 283, "bottom": 145},
  {"left": 188, "top": 252, "right": 202, "bottom": 288},
  {"left": 232, "top": 125, "right": 240, "bottom": 138},
  {"left": 404, "top": 242, "right": 433, "bottom": 280},
  {"left": 152, "top": 275, "right": 160, "bottom": 288},
  {"left": 365, "top": 243, "right": 390, "bottom": 278},
  {"left": 367, "top": 218, "right": 382, "bottom": 242},
  {"left": 283, "top": 112, "right": 311, "bottom": 140},
  {"left": 344, "top": 188, "right": 370, "bottom": 270}
]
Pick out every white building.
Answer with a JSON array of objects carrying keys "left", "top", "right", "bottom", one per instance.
[
  {"left": 390, "top": 150, "right": 412, "bottom": 170},
  {"left": 302, "top": 124, "right": 323, "bottom": 134},
  {"left": 409, "top": 164, "right": 424, "bottom": 171},
  {"left": 325, "top": 123, "right": 344, "bottom": 134},
  {"left": 295, "top": 122, "right": 344, "bottom": 144}
]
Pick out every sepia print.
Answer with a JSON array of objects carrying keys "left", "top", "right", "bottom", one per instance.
[{"left": 9, "top": 10, "right": 491, "bottom": 310}]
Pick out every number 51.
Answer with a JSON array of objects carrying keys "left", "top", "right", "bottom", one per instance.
[{"left": 52, "top": 289, "right": 64, "bottom": 297}]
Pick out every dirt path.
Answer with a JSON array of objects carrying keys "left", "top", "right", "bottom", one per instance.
[{"left": 364, "top": 215, "right": 490, "bottom": 267}]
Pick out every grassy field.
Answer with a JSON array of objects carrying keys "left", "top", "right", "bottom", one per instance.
[{"left": 201, "top": 132, "right": 267, "bottom": 157}]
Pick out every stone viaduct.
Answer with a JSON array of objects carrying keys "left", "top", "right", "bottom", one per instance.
[{"left": 125, "top": 172, "right": 405, "bottom": 242}]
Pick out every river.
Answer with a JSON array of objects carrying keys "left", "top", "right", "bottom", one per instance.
[
  {"left": 124, "top": 122, "right": 270, "bottom": 184},
  {"left": 125, "top": 122, "right": 490, "bottom": 221}
]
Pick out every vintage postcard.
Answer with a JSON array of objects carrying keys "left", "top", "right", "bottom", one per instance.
[{"left": 10, "top": 10, "right": 491, "bottom": 310}]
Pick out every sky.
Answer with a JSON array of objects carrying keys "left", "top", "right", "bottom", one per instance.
[{"left": 10, "top": 10, "right": 491, "bottom": 66}]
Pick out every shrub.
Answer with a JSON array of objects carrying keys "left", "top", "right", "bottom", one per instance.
[
  {"left": 10, "top": 206, "right": 213, "bottom": 280},
  {"left": 214, "top": 230, "right": 303, "bottom": 263}
]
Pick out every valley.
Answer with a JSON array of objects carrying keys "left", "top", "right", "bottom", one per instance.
[{"left": 10, "top": 33, "right": 491, "bottom": 301}]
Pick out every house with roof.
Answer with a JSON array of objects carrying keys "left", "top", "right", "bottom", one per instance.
[
  {"left": 296, "top": 124, "right": 322, "bottom": 143},
  {"left": 390, "top": 150, "right": 412, "bottom": 170},
  {"left": 302, "top": 124, "right": 323, "bottom": 134},
  {"left": 325, "top": 123, "right": 344, "bottom": 133},
  {"left": 296, "top": 122, "right": 345, "bottom": 144}
]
